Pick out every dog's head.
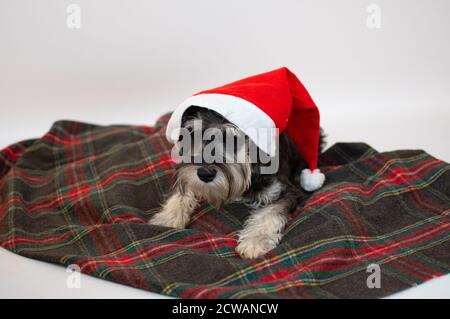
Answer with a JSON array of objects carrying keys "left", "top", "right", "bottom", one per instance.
[{"left": 172, "top": 106, "right": 263, "bottom": 208}]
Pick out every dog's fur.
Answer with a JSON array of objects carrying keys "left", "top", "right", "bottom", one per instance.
[{"left": 149, "top": 106, "right": 324, "bottom": 259}]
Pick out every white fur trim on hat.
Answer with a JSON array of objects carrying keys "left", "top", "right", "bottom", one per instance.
[
  {"left": 300, "top": 168, "right": 325, "bottom": 192},
  {"left": 166, "top": 93, "right": 277, "bottom": 156}
]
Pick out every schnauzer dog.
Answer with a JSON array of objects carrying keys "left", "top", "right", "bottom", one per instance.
[{"left": 149, "top": 106, "right": 324, "bottom": 259}]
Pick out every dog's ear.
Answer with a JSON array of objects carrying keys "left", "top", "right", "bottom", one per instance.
[
  {"left": 182, "top": 105, "right": 230, "bottom": 126},
  {"left": 181, "top": 106, "right": 202, "bottom": 125}
]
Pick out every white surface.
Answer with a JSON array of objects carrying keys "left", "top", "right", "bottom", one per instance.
[
  {"left": 0, "top": 0, "right": 449, "bottom": 298},
  {"left": 0, "top": 248, "right": 168, "bottom": 299}
]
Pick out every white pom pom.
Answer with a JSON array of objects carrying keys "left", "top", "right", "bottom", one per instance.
[{"left": 300, "top": 169, "right": 325, "bottom": 192}]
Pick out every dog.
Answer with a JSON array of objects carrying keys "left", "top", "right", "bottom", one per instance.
[{"left": 149, "top": 106, "right": 325, "bottom": 259}]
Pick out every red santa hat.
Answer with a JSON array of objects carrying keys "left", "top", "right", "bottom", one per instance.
[{"left": 166, "top": 67, "right": 325, "bottom": 192}]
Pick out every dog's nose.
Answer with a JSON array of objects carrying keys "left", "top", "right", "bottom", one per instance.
[{"left": 197, "top": 167, "right": 217, "bottom": 183}]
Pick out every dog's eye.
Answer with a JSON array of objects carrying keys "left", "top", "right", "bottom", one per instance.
[{"left": 179, "top": 126, "right": 194, "bottom": 141}]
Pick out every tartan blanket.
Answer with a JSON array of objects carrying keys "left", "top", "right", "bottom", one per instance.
[{"left": 0, "top": 114, "right": 449, "bottom": 299}]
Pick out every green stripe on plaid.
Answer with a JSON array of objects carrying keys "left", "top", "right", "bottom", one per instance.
[{"left": 1, "top": 114, "right": 449, "bottom": 299}]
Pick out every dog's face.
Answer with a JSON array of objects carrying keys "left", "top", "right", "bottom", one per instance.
[{"left": 173, "top": 106, "right": 254, "bottom": 208}]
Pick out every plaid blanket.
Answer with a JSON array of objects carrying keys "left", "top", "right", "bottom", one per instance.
[{"left": 0, "top": 114, "right": 449, "bottom": 299}]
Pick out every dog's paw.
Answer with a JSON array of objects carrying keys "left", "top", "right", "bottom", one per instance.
[
  {"left": 236, "top": 235, "right": 279, "bottom": 259},
  {"left": 148, "top": 211, "right": 188, "bottom": 229}
]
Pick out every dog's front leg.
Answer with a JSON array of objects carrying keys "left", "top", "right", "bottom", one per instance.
[
  {"left": 149, "top": 190, "right": 198, "bottom": 229},
  {"left": 236, "top": 199, "right": 292, "bottom": 259}
]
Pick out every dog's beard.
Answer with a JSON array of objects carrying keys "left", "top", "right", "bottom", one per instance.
[{"left": 174, "top": 163, "right": 251, "bottom": 208}]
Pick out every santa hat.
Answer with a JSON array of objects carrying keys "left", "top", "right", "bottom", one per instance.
[{"left": 166, "top": 67, "right": 325, "bottom": 192}]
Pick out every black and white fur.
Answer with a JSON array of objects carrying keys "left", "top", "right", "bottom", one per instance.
[{"left": 149, "top": 106, "right": 325, "bottom": 259}]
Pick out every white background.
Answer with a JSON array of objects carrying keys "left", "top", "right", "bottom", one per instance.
[{"left": 0, "top": 0, "right": 449, "bottom": 298}]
